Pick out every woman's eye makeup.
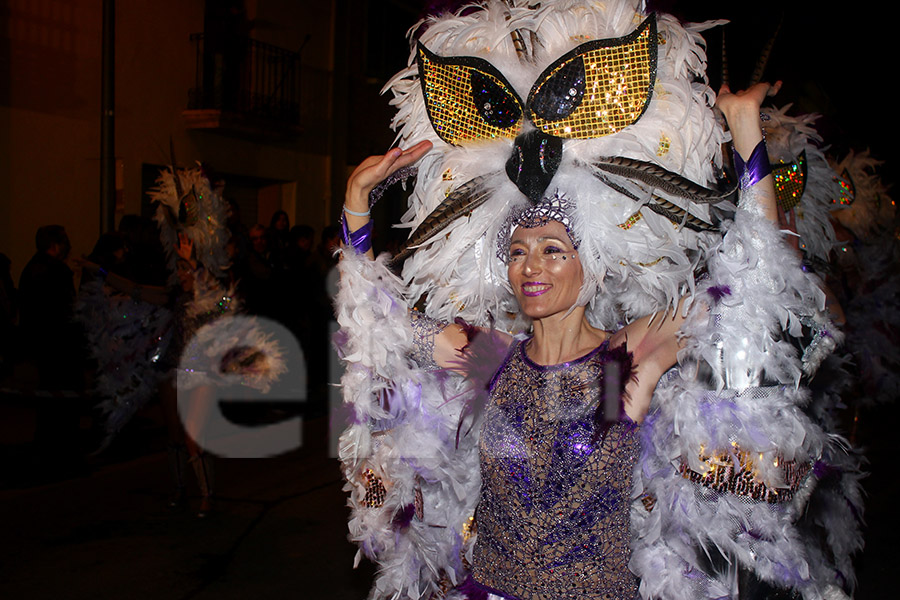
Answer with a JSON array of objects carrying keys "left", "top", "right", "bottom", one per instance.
[{"left": 507, "top": 240, "right": 575, "bottom": 263}]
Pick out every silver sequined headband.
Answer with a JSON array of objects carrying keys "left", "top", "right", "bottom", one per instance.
[{"left": 497, "top": 194, "right": 579, "bottom": 261}]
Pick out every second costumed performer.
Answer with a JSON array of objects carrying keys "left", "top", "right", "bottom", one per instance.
[{"left": 336, "top": 1, "right": 850, "bottom": 599}]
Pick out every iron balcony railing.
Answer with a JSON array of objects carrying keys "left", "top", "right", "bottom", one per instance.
[{"left": 188, "top": 33, "right": 301, "bottom": 126}]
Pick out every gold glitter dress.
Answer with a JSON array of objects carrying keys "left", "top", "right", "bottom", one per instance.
[{"left": 473, "top": 339, "right": 640, "bottom": 600}]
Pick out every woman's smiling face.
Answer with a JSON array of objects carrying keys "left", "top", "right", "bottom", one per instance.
[{"left": 507, "top": 220, "right": 583, "bottom": 320}]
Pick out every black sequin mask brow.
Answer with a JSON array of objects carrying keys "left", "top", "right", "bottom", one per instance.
[{"left": 417, "top": 15, "right": 658, "bottom": 145}]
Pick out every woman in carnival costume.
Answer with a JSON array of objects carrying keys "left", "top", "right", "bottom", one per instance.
[
  {"left": 336, "top": 1, "right": 851, "bottom": 598},
  {"left": 78, "top": 166, "right": 285, "bottom": 517}
]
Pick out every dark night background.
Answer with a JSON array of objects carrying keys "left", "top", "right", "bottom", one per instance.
[{"left": 0, "top": 2, "right": 895, "bottom": 599}]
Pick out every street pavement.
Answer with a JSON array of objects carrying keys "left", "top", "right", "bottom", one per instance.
[
  {"left": 1, "top": 392, "right": 897, "bottom": 599},
  {"left": 0, "top": 413, "right": 376, "bottom": 600}
]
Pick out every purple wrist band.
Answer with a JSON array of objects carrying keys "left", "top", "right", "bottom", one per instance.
[
  {"left": 733, "top": 139, "right": 771, "bottom": 190},
  {"left": 341, "top": 214, "right": 373, "bottom": 254}
]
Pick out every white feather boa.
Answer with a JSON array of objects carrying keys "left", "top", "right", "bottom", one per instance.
[
  {"left": 762, "top": 105, "right": 842, "bottom": 264},
  {"left": 631, "top": 192, "right": 851, "bottom": 600},
  {"left": 336, "top": 250, "right": 482, "bottom": 600}
]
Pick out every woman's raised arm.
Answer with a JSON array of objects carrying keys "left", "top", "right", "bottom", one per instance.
[
  {"left": 716, "top": 81, "right": 782, "bottom": 223},
  {"left": 343, "top": 140, "right": 433, "bottom": 259}
]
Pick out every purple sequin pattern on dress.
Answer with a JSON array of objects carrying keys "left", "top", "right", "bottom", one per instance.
[{"left": 473, "top": 339, "right": 640, "bottom": 600}]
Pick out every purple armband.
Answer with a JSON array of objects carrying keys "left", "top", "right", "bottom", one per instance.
[
  {"left": 340, "top": 213, "right": 373, "bottom": 254},
  {"left": 733, "top": 139, "right": 771, "bottom": 190}
]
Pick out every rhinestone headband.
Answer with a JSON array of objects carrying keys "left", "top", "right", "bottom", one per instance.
[{"left": 497, "top": 194, "right": 579, "bottom": 261}]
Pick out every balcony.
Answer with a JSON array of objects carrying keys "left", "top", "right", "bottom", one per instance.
[{"left": 183, "top": 33, "right": 303, "bottom": 140}]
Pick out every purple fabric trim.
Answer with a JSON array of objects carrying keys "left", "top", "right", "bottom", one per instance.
[
  {"left": 707, "top": 284, "right": 731, "bottom": 303},
  {"left": 733, "top": 139, "right": 771, "bottom": 189},
  {"left": 813, "top": 459, "right": 839, "bottom": 479},
  {"left": 486, "top": 341, "right": 518, "bottom": 395},
  {"left": 455, "top": 574, "right": 490, "bottom": 600},
  {"left": 392, "top": 503, "right": 416, "bottom": 529},
  {"left": 466, "top": 576, "right": 522, "bottom": 600},
  {"left": 518, "top": 337, "right": 610, "bottom": 371},
  {"left": 340, "top": 214, "right": 373, "bottom": 254}
]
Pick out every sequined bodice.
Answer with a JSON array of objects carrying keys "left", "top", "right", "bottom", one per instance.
[{"left": 473, "top": 339, "right": 639, "bottom": 600}]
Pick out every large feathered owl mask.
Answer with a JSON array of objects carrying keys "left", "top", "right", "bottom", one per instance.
[{"left": 385, "top": 0, "right": 730, "bottom": 328}]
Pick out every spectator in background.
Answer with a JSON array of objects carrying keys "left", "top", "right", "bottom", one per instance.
[
  {"left": 238, "top": 224, "right": 278, "bottom": 320},
  {"left": 80, "top": 232, "right": 128, "bottom": 289},
  {"left": 285, "top": 224, "right": 314, "bottom": 275},
  {"left": 268, "top": 210, "right": 291, "bottom": 266},
  {"left": 225, "top": 198, "right": 250, "bottom": 267},
  {"left": 0, "top": 253, "right": 16, "bottom": 376},
  {"left": 118, "top": 214, "right": 169, "bottom": 287},
  {"left": 18, "top": 225, "right": 82, "bottom": 386},
  {"left": 18, "top": 225, "right": 86, "bottom": 478},
  {"left": 283, "top": 225, "right": 318, "bottom": 401}
]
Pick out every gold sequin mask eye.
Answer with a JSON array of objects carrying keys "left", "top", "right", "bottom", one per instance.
[
  {"left": 773, "top": 151, "right": 807, "bottom": 212},
  {"left": 418, "top": 15, "right": 658, "bottom": 145}
]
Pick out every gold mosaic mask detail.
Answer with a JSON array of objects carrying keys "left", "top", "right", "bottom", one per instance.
[
  {"left": 527, "top": 15, "right": 657, "bottom": 139},
  {"left": 418, "top": 45, "right": 524, "bottom": 145},
  {"left": 417, "top": 14, "right": 658, "bottom": 146}
]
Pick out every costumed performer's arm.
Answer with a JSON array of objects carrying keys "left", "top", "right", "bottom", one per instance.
[
  {"left": 343, "top": 140, "right": 506, "bottom": 369},
  {"left": 77, "top": 259, "right": 170, "bottom": 305},
  {"left": 617, "top": 82, "right": 784, "bottom": 421},
  {"left": 717, "top": 81, "right": 782, "bottom": 220},
  {"left": 77, "top": 233, "right": 199, "bottom": 306}
]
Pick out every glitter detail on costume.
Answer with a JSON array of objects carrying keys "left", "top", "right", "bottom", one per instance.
[
  {"left": 497, "top": 194, "right": 579, "bottom": 260},
  {"left": 657, "top": 134, "right": 671, "bottom": 156},
  {"left": 680, "top": 450, "right": 812, "bottom": 503},
  {"left": 414, "top": 482, "right": 424, "bottom": 520},
  {"left": 773, "top": 151, "right": 807, "bottom": 211},
  {"left": 473, "top": 339, "right": 639, "bottom": 600},
  {"left": 618, "top": 211, "right": 643, "bottom": 229},
  {"left": 528, "top": 15, "right": 657, "bottom": 140},
  {"left": 637, "top": 257, "right": 664, "bottom": 267},
  {"left": 362, "top": 468, "right": 387, "bottom": 508},
  {"left": 832, "top": 169, "right": 855, "bottom": 206},
  {"left": 409, "top": 310, "right": 447, "bottom": 371},
  {"left": 418, "top": 43, "right": 524, "bottom": 145},
  {"left": 621, "top": 257, "right": 664, "bottom": 268},
  {"left": 462, "top": 514, "right": 476, "bottom": 543},
  {"left": 179, "top": 188, "right": 200, "bottom": 226}
]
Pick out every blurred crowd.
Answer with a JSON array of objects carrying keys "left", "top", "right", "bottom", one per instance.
[{"left": 0, "top": 211, "right": 342, "bottom": 481}]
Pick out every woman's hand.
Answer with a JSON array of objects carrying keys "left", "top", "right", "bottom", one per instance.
[
  {"left": 344, "top": 140, "right": 433, "bottom": 215},
  {"left": 175, "top": 233, "right": 196, "bottom": 266},
  {"left": 716, "top": 82, "right": 781, "bottom": 222},
  {"left": 343, "top": 140, "right": 433, "bottom": 259},
  {"left": 716, "top": 81, "right": 781, "bottom": 122}
]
